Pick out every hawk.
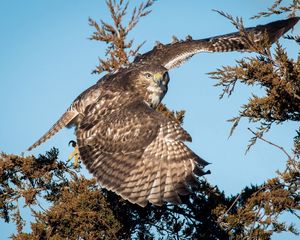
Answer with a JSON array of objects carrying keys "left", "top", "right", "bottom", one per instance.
[{"left": 27, "top": 17, "right": 299, "bottom": 207}]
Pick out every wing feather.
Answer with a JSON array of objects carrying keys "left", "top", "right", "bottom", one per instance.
[
  {"left": 134, "top": 17, "right": 300, "bottom": 70},
  {"left": 76, "top": 99, "right": 209, "bottom": 207}
]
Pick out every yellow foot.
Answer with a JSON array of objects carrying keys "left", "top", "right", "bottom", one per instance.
[{"left": 68, "top": 140, "right": 80, "bottom": 168}]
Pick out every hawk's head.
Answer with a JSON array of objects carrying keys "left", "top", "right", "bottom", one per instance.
[{"left": 134, "top": 64, "right": 170, "bottom": 108}]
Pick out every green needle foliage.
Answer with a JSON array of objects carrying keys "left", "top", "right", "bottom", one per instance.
[{"left": 1, "top": 0, "right": 299, "bottom": 239}]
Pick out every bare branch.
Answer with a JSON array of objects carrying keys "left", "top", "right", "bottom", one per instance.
[{"left": 248, "top": 127, "right": 293, "bottom": 160}]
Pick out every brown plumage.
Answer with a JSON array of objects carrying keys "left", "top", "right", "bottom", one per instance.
[
  {"left": 27, "top": 17, "right": 299, "bottom": 206},
  {"left": 27, "top": 110, "right": 78, "bottom": 151},
  {"left": 135, "top": 17, "right": 300, "bottom": 69}
]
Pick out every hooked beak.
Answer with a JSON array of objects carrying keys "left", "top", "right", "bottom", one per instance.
[{"left": 153, "top": 73, "right": 164, "bottom": 85}]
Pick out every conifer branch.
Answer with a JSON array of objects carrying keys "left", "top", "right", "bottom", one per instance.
[{"left": 248, "top": 127, "right": 293, "bottom": 160}]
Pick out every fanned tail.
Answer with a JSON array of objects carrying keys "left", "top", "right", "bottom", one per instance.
[{"left": 27, "top": 110, "right": 78, "bottom": 151}]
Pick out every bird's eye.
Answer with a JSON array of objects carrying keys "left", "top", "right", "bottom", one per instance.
[{"left": 145, "top": 73, "right": 152, "bottom": 79}]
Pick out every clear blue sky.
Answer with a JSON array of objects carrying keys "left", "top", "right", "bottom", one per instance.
[{"left": 0, "top": 0, "right": 299, "bottom": 239}]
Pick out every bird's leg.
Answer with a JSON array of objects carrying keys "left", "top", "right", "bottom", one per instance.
[{"left": 68, "top": 140, "right": 80, "bottom": 168}]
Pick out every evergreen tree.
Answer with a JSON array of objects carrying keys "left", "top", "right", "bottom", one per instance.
[{"left": 1, "top": 1, "right": 299, "bottom": 239}]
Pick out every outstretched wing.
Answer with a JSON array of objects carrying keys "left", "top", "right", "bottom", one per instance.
[
  {"left": 134, "top": 17, "right": 300, "bottom": 70},
  {"left": 76, "top": 98, "right": 208, "bottom": 207}
]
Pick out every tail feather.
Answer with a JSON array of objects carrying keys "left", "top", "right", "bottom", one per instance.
[{"left": 27, "top": 110, "right": 78, "bottom": 151}]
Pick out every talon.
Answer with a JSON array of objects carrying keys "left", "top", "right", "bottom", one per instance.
[{"left": 68, "top": 140, "right": 77, "bottom": 148}]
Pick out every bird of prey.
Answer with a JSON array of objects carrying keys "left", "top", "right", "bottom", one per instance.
[{"left": 27, "top": 17, "right": 299, "bottom": 207}]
